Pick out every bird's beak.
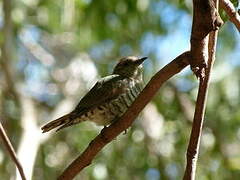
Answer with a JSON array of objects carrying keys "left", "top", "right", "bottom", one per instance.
[{"left": 136, "top": 57, "right": 148, "bottom": 65}]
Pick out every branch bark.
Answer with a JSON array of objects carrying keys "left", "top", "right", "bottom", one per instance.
[
  {"left": 190, "top": 0, "right": 223, "bottom": 78},
  {"left": 58, "top": 51, "right": 191, "bottom": 180},
  {"left": 183, "top": 0, "right": 220, "bottom": 179},
  {"left": 220, "top": 0, "right": 240, "bottom": 31},
  {"left": 0, "top": 122, "right": 26, "bottom": 180}
]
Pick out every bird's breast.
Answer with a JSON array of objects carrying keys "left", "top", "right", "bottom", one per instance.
[{"left": 85, "top": 79, "right": 144, "bottom": 126}]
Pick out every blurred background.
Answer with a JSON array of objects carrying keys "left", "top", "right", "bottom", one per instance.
[{"left": 0, "top": 0, "right": 239, "bottom": 179}]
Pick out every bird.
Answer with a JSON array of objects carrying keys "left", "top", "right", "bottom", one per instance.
[{"left": 41, "top": 56, "right": 147, "bottom": 133}]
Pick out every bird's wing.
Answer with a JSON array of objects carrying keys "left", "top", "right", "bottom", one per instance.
[
  {"left": 41, "top": 75, "right": 130, "bottom": 132},
  {"left": 73, "top": 75, "right": 127, "bottom": 113}
]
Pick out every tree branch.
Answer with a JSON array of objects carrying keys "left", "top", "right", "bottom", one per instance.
[
  {"left": 0, "top": 122, "right": 26, "bottom": 180},
  {"left": 58, "top": 51, "right": 191, "bottom": 180},
  {"left": 190, "top": 0, "right": 223, "bottom": 78},
  {"left": 220, "top": 0, "right": 240, "bottom": 31},
  {"left": 183, "top": 0, "right": 220, "bottom": 179}
]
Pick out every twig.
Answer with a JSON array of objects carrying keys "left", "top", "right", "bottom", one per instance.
[
  {"left": 183, "top": 0, "right": 220, "bottom": 179},
  {"left": 220, "top": 0, "right": 240, "bottom": 31},
  {"left": 0, "top": 122, "right": 26, "bottom": 180},
  {"left": 57, "top": 51, "right": 191, "bottom": 180}
]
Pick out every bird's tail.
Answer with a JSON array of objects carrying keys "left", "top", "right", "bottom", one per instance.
[{"left": 41, "top": 113, "right": 72, "bottom": 133}]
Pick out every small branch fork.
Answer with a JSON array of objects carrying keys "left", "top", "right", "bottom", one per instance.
[{"left": 189, "top": 0, "right": 223, "bottom": 78}]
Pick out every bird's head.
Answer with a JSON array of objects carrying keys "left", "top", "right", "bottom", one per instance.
[{"left": 113, "top": 56, "right": 147, "bottom": 79}]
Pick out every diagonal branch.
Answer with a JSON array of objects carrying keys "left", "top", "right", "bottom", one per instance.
[
  {"left": 220, "top": 0, "right": 240, "bottom": 31},
  {"left": 183, "top": 0, "right": 220, "bottom": 179},
  {"left": 57, "top": 51, "right": 191, "bottom": 180},
  {"left": 0, "top": 122, "right": 26, "bottom": 180}
]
